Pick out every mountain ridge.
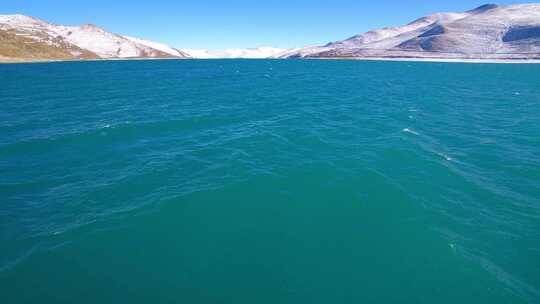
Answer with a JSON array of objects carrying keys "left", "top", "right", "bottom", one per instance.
[
  {"left": 0, "top": 14, "right": 190, "bottom": 62},
  {"left": 282, "top": 3, "right": 540, "bottom": 60},
  {"left": 2, "top": 4, "right": 540, "bottom": 62},
  {"left": 183, "top": 47, "right": 288, "bottom": 59}
]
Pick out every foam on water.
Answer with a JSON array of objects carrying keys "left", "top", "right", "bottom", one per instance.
[
  {"left": 402, "top": 128, "right": 420, "bottom": 135},
  {"left": 437, "top": 152, "right": 453, "bottom": 161}
]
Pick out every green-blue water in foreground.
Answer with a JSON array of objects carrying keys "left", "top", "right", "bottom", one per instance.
[{"left": 0, "top": 59, "right": 539, "bottom": 303}]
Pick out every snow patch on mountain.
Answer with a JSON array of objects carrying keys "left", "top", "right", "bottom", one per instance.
[
  {"left": 0, "top": 14, "right": 189, "bottom": 59},
  {"left": 184, "top": 47, "right": 287, "bottom": 59},
  {"left": 283, "top": 3, "right": 540, "bottom": 60},
  {"left": 124, "top": 36, "right": 190, "bottom": 58}
]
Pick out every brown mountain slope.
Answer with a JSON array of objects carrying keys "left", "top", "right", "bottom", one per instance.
[{"left": 0, "top": 28, "right": 98, "bottom": 61}]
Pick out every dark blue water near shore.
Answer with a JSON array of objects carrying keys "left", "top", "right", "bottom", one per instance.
[{"left": 1, "top": 59, "right": 539, "bottom": 303}]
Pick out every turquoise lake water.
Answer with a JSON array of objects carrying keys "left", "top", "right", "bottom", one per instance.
[{"left": 1, "top": 59, "right": 539, "bottom": 303}]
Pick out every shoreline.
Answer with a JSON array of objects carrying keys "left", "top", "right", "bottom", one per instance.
[
  {"left": 312, "top": 57, "right": 540, "bottom": 64},
  {"left": 0, "top": 57, "right": 189, "bottom": 64},
  {"left": 2, "top": 56, "right": 540, "bottom": 64}
]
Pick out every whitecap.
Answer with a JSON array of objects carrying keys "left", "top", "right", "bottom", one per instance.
[
  {"left": 402, "top": 128, "right": 419, "bottom": 135},
  {"left": 437, "top": 152, "right": 453, "bottom": 161}
]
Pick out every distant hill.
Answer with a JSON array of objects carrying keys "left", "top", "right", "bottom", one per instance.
[
  {"left": 183, "top": 47, "right": 288, "bottom": 59},
  {"left": 3, "top": 4, "right": 540, "bottom": 62},
  {"left": 281, "top": 4, "right": 540, "bottom": 60},
  {"left": 0, "top": 14, "right": 190, "bottom": 62}
]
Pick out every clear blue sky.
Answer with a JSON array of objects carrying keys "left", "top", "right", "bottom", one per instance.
[{"left": 0, "top": 1, "right": 531, "bottom": 49}]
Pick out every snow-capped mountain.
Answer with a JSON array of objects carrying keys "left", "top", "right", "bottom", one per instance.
[
  {"left": 0, "top": 14, "right": 286, "bottom": 61},
  {"left": 5, "top": 4, "right": 538, "bottom": 62},
  {"left": 282, "top": 4, "right": 540, "bottom": 60},
  {"left": 124, "top": 36, "right": 191, "bottom": 58},
  {"left": 183, "top": 47, "right": 288, "bottom": 59},
  {"left": 0, "top": 14, "right": 190, "bottom": 61}
]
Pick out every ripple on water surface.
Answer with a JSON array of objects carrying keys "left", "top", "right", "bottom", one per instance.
[{"left": 0, "top": 60, "right": 539, "bottom": 303}]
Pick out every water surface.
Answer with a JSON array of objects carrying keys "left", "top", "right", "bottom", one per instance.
[{"left": 1, "top": 59, "right": 539, "bottom": 303}]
